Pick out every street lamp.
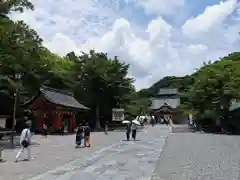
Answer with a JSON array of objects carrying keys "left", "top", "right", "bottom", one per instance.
[{"left": 11, "top": 73, "right": 22, "bottom": 148}]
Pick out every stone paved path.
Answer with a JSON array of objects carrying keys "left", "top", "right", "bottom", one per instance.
[
  {"left": 28, "top": 126, "right": 169, "bottom": 180},
  {"left": 151, "top": 132, "right": 240, "bottom": 180},
  {"left": 0, "top": 131, "right": 125, "bottom": 180}
]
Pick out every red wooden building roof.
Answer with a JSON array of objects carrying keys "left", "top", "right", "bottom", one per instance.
[{"left": 26, "top": 86, "right": 89, "bottom": 110}]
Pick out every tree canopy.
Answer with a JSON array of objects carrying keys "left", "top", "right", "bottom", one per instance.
[
  {"left": 4, "top": 0, "right": 240, "bottom": 132},
  {"left": 0, "top": 0, "right": 140, "bottom": 128},
  {"left": 139, "top": 52, "right": 240, "bottom": 132}
]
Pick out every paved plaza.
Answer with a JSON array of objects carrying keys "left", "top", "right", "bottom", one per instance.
[
  {"left": 2, "top": 125, "right": 239, "bottom": 180},
  {"left": 152, "top": 132, "right": 240, "bottom": 180},
  {"left": 27, "top": 126, "right": 169, "bottom": 180},
  {"left": 0, "top": 131, "right": 126, "bottom": 180}
]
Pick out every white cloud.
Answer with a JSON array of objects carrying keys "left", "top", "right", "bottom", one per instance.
[
  {"left": 147, "top": 17, "right": 172, "bottom": 42},
  {"left": 182, "top": 0, "right": 236, "bottom": 38},
  {"left": 187, "top": 44, "right": 208, "bottom": 54},
  {"left": 134, "top": 0, "right": 185, "bottom": 16},
  {"left": 10, "top": 0, "right": 240, "bottom": 90},
  {"left": 43, "top": 33, "right": 78, "bottom": 56}
]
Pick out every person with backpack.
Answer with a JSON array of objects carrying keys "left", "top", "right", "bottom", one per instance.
[{"left": 15, "top": 123, "right": 32, "bottom": 162}]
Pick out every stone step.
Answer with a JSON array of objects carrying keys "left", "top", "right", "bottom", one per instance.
[{"left": 172, "top": 125, "right": 193, "bottom": 133}]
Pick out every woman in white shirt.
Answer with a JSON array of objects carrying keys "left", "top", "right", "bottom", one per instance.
[{"left": 15, "top": 123, "right": 32, "bottom": 162}]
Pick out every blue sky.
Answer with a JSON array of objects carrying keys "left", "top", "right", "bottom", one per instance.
[{"left": 11, "top": 0, "right": 240, "bottom": 89}]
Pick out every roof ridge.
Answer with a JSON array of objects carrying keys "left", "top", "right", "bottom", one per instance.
[{"left": 40, "top": 85, "right": 73, "bottom": 96}]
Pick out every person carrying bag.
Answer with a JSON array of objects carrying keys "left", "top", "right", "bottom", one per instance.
[{"left": 15, "top": 123, "right": 32, "bottom": 162}]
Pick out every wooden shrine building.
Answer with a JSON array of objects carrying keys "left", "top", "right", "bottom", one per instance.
[
  {"left": 27, "top": 86, "right": 89, "bottom": 133},
  {"left": 150, "top": 88, "right": 184, "bottom": 124}
]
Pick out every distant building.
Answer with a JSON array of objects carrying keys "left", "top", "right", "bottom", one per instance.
[{"left": 150, "top": 88, "right": 183, "bottom": 124}]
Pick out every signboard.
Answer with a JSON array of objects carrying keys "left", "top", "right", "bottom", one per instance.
[{"left": 112, "top": 108, "right": 124, "bottom": 121}]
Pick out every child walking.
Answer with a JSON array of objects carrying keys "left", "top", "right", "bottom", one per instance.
[{"left": 75, "top": 124, "right": 84, "bottom": 148}]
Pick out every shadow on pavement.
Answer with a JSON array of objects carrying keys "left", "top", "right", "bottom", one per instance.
[{"left": 0, "top": 140, "right": 40, "bottom": 149}]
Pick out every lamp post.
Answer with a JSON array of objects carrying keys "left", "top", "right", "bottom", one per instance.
[{"left": 11, "top": 73, "right": 22, "bottom": 148}]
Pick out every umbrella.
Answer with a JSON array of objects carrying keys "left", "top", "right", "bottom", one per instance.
[
  {"left": 122, "top": 120, "right": 131, "bottom": 124},
  {"left": 132, "top": 120, "right": 141, "bottom": 126}
]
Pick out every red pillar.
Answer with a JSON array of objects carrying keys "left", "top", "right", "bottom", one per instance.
[
  {"left": 36, "top": 111, "right": 44, "bottom": 132},
  {"left": 53, "top": 111, "right": 62, "bottom": 129},
  {"left": 72, "top": 112, "right": 76, "bottom": 132},
  {"left": 68, "top": 112, "right": 72, "bottom": 132}
]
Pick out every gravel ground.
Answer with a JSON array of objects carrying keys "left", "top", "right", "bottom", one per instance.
[
  {"left": 0, "top": 131, "right": 125, "bottom": 180},
  {"left": 27, "top": 125, "right": 169, "bottom": 180},
  {"left": 152, "top": 132, "right": 240, "bottom": 180}
]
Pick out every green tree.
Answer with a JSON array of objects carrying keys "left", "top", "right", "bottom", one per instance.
[
  {"left": 65, "top": 50, "right": 134, "bottom": 128},
  {"left": 0, "top": 0, "right": 34, "bottom": 18},
  {"left": 180, "top": 53, "right": 240, "bottom": 131},
  {"left": 0, "top": 19, "right": 43, "bottom": 96},
  {"left": 0, "top": 0, "right": 139, "bottom": 132}
]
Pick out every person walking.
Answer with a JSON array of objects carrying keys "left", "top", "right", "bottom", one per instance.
[
  {"left": 75, "top": 124, "right": 84, "bottom": 148},
  {"left": 167, "top": 116, "right": 173, "bottom": 132},
  {"left": 42, "top": 123, "right": 48, "bottom": 138},
  {"left": 60, "top": 122, "right": 64, "bottom": 136},
  {"left": 84, "top": 122, "right": 91, "bottom": 147},
  {"left": 131, "top": 122, "right": 137, "bottom": 141},
  {"left": 15, "top": 123, "right": 32, "bottom": 162},
  {"left": 151, "top": 117, "right": 155, "bottom": 127},
  {"left": 104, "top": 121, "right": 108, "bottom": 135},
  {"left": 126, "top": 123, "right": 131, "bottom": 141},
  {"left": 163, "top": 116, "right": 169, "bottom": 126}
]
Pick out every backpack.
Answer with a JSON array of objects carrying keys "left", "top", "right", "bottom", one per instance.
[{"left": 21, "top": 130, "right": 29, "bottom": 148}]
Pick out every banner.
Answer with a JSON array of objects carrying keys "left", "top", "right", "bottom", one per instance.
[{"left": 112, "top": 108, "right": 124, "bottom": 121}]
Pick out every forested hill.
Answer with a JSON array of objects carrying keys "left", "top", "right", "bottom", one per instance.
[
  {"left": 137, "top": 52, "right": 240, "bottom": 132},
  {"left": 136, "top": 73, "right": 200, "bottom": 100},
  {"left": 137, "top": 52, "right": 240, "bottom": 100},
  {"left": 137, "top": 76, "right": 192, "bottom": 98}
]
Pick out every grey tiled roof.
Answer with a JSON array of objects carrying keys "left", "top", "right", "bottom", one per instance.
[
  {"left": 151, "top": 98, "right": 180, "bottom": 109},
  {"left": 230, "top": 100, "right": 240, "bottom": 111},
  {"left": 158, "top": 88, "right": 178, "bottom": 95},
  {"left": 40, "top": 86, "right": 89, "bottom": 110}
]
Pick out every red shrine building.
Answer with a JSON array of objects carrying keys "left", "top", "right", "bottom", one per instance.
[{"left": 27, "top": 86, "right": 89, "bottom": 133}]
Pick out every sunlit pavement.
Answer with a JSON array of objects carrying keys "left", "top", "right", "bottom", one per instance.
[
  {"left": 151, "top": 132, "right": 240, "bottom": 180},
  {"left": 0, "top": 131, "right": 125, "bottom": 180},
  {"left": 28, "top": 126, "right": 169, "bottom": 180}
]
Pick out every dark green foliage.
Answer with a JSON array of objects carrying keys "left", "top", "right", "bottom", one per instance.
[
  {"left": 0, "top": 2, "right": 136, "bottom": 128},
  {"left": 138, "top": 52, "right": 240, "bottom": 132}
]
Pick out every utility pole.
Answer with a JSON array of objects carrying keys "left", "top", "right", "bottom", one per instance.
[
  {"left": 11, "top": 89, "right": 18, "bottom": 148},
  {"left": 95, "top": 102, "right": 101, "bottom": 129},
  {"left": 11, "top": 73, "right": 22, "bottom": 148}
]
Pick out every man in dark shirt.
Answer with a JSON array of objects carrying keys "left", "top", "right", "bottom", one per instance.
[{"left": 126, "top": 123, "right": 131, "bottom": 141}]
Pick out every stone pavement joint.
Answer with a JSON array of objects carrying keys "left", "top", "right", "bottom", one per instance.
[{"left": 28, "top": 126, "right": 169, "bottom": 180}]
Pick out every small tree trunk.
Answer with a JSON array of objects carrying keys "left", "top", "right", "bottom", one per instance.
[{"left": 95, "top": 102, "right": 101, "bottom": 129}]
